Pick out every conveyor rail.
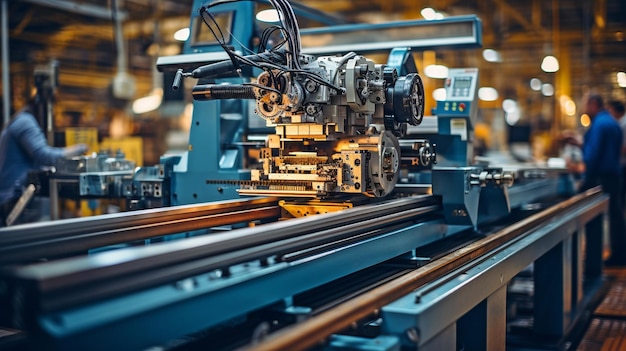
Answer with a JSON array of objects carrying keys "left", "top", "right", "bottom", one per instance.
[
  {"left": 0, "top": 197, "right": 281, "bottom": 265},
  {"left": 6, "top": 195, "right": 440, "bottom": 314},
  {"left": 248, "top": 187, "right": 606, "bottom": 351}
]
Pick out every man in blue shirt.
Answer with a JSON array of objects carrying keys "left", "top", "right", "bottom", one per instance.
[
  {"left": 0, "top": 104, "right": 87, "bottom": 226},
  {"left": 580, "top": 94, "right": 626, "bottom": 266}
]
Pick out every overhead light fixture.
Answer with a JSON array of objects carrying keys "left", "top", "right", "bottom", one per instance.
[
  {"left": 541, "top": 55, "right": 559, "bottom": 73},
  {"left": 174, "top": 28, "right": 190, "bottom": 42},
  {"left": 530, "top": 78, "right": 542, "bottom": 91},
  {"left": 424, "top": 64, "right": 448, "bottom": 79},
  {"left": 502, "top": 99, "right": 517, "bottom": 113},
  {"left": 505, "top": 109, "right": 520, "bottom": 126},
  {"left": 541, "top": 83, "right": 554, "bottom": 96},
  {"left": 478, "top": 87, "right": 498, "bottom": 101},
  {"left": 432, "top": 88, "right": 447, "bottom": 101},
  {"left": 132, "top": 88, "right": 163, "bottom": 114},
  {"left": 256, "top": 9, "right": 280, "bottom": 23},
  {"left": 482, "top": 49, "right": 502, "bottom": 63},
  {"left": 617, "top": 71, "right": 626, "bottom": 88},
  {"left": 559, "top": 95, "right": 576, "bottom": 116},
  {"left": 580, "top": 114, "right": 591, "bottom": 127},
  {"left": 420, "top": 7, "right": 437, "bottom": 20}
]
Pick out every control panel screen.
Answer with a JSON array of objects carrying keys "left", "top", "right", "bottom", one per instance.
[{"left": 451, "top": 76, "right": 472, "bottom": 97}]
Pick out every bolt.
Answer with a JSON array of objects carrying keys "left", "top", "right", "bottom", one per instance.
[{"left": 406, "top": 327, "right": 420, "bottom": 344}]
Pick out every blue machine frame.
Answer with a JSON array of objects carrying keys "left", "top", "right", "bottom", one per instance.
[{"left": 155, "top": 1, "right": 483, "bottom": 205}]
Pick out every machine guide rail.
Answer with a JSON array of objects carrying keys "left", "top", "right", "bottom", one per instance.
[
  {"left": 0, "top": 195, "right": 442, "bottom": 351},
  {"left": 248, "top": 187, "right": 607, "bottom": 351},
  {"left": 0, "top": 197, "right": 281, "bottom": 265},
  {"left": 4, "top": 196, "right": 439, "bottom": 311}
]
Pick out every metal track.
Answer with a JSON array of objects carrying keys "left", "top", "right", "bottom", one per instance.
[
  {"left": 0, "top": 197, "right": 281, "bottom": 265},
  {"left": 247, "top": 187, "right": 605, "bottom": 351},
  {"left": 9, "top": 195, "right": 440, "bottom": 313}
]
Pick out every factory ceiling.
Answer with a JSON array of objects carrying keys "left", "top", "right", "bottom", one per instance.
[{"left": 4, "top": 0, "right": 626, "bottom": 131}]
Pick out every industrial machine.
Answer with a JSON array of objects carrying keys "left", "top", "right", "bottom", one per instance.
[{"left": 0, "top": 1, "right": 606, "bottom": 351}]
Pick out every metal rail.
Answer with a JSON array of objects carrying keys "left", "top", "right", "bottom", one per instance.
[
  {"left": 0, "top": 197, "right": 281, "bottom": 265},
  {"left": 10, "top": 196, "right": 439, "bottom": 311},
  {"left": 247, "top": 187, "right": 605, "bottom": 351}
]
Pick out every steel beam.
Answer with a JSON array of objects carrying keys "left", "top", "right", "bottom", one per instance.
[{"left": 21, "top": 0, "right": 127, "bottom": 20}]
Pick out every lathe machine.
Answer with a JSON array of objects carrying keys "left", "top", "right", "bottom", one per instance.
[{"left": 0, "top": 1, "right": 610, "bottom": 351}]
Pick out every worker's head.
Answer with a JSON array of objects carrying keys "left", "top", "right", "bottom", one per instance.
[
  {"left": 585, "top": 94, "right": 604, "bottom": 118},
  {"left": 607, "top": 100, "right": 625, "bottom": 120}
]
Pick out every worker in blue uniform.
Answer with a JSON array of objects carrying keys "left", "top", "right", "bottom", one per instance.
[
  {"left": 579, "top": 94, "right": 626, "bottom": 266},
  {"left": 0, "top": 103, "right": 87, "bottom": 226}
]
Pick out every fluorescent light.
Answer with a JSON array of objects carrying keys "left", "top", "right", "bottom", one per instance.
[
  {"left": 482, "top": 49, "right": 502, "bottom": 63},
  {"left": 132, "top": 88, "right": 163, "bottom": 114},
  {"left": 502, "top": 99, "right": 517, "bottom": 113},
  {"left": 541, "top": 55, "right": 559, "bottom": 73},
  {"left": 174, "top": 28, "right": 190, "bottom": 42},
  {"left": 541, "top": 83, "right": 554, "bottom": 96},
  {"left": 505, "top": 110, "right": 520, "bottom": 126},
  {"left": 424, "top": 64, "right": 448, "bottom": 79},
  {"left": 478, "top": 87, "right": 498, "bottom": 101},
  {"left": 432, "top": 88, "right": 447, "bottom": 101},
  {"left": 256, "top": 9, "right": 280, "bottom": 23},
  {"left": 530, "top": 78, "right": 542, "bottom": 91},
  {"left": 617, "top": 71, "right": 626, "bottom": 88},
  {"left": 420, "top": 7, "right": 437, "bottom": 20}
]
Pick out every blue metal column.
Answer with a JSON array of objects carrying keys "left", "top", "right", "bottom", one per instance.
[
  {"left": 571, "top": 230, "right": 584, "bottom": 312},
  {"left": 584, "top": 215, "right": 604, "bottom": 278},
  {"left": 533, "top": 239, "right": 573, "bottom": 337},
  {"left": 456, "top": 285, "right": 506, "bottom": 351}
]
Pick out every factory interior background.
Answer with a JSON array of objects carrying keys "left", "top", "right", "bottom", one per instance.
[{"left": 4, "top": 0, "right": 625, "bottom": 169}]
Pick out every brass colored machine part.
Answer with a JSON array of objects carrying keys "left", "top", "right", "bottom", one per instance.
[{"left": 279, "top": 199, "right": 353, "bottom": 218}]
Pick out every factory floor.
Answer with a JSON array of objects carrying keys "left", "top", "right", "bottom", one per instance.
[{"left": 577, "top": 267, "right": 626, "bottom": 351}]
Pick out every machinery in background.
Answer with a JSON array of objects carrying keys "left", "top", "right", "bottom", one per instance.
[{"left": 141, "top": 0, "right": 484, "bottom": 209}]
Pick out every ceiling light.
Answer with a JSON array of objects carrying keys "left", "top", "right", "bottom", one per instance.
[
  {"left": 502, "top": 99, "right": 517, "bottom": 113},
  {"left": 580, "top": 114, "right": 591, "bottom": 127},
  {"left": 505, "top": 109, "right": 520, "bottom": 126},
  {"left": 424, "top": 64, "right": 448, "bottom": 79},
  {"left": 432, "top": 88, "right": 446, "bottom": 101},
  {"left": 478, "top": 87, "right": 498, "bottom": 101},
  {"left": 565, "top": 100, "right": 576, "bottom": 116},
  {"left": 434, "top": 12, "right": 445, "bottom": 20},
  {"left": 541, "top": 83, "right": 554, "bottom": 96},
  {"left": 420, "top": 7, "right": 437, "bottom": 20},
  {"left": 559, "top": 95, "right": 576, "bottom": 116},
  {"left": 132, "top": 88, "right": 163, "bottom": 114},
  {"left": 541, "top": 55, "right": 559, "bottom": 73},
  {"left": 482, "top": 49, "right": 502, "bottom": 63},
  {"left": 256, "top": 9, "right": 280, "bottom": 23},
  {"left": 617, "top": 72, "right": 626, "bottom": 88},
  {"left": 530, "top": 78, "right": 542, "bottom": 91},
  {"left": 174, "top": 28, "right": 190, "bottom": 42}
]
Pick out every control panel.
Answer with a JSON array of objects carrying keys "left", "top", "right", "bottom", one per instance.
[{"left": 435, "top": 68, "right": 479, "bottom": 118}]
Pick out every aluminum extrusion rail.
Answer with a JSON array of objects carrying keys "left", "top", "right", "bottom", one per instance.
[
  {"left": 247, "top": 187, "right": 606, "bottom": 351},
  {"left": 8, "top": 195, "right": 440, "bottom": 314},
  {"left": 0, "top": 196, "right": 281, "bottom": 265}
]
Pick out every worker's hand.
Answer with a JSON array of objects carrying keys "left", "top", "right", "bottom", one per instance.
[{"left": 64, "top": 143, "right": 88, "bottom": 157}]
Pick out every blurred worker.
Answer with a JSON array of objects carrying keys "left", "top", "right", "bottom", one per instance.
[
  {"left": 577, "top": 95, "right": 625, "bottom": 266},
  {"left": 0, "top": 102, "right": 88, "bottom": 226},
  {"left": 607, "top": 100, "right": 626, "bottom": 206}
]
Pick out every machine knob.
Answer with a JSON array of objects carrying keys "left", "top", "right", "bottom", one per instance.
[{"left": 391, "top": 73, "right": 425, "bottom": 126}]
